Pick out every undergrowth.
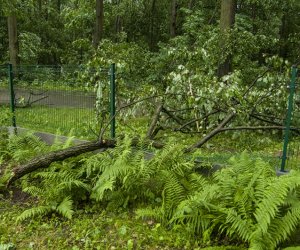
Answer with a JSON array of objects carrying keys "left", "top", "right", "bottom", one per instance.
[{"left": 1, "top": 133, "right": 300, "bottom": 249}]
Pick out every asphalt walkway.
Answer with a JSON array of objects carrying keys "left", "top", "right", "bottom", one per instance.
[{"left": 0, "top": 87, "right": 96, "bottom": 108}]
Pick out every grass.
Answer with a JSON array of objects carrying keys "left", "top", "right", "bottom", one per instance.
[
  {"left": 15, "top": 106, "right": 97, "bottom": 140},
  {"left": 1, "top": 105, "right": 151, "bottom": 141},
  {"left": 0, "top": 198, "right": 245, "bottom": 250}
]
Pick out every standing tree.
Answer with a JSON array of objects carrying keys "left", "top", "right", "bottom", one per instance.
[
  {"left": 170, "top": 0, "right": 177, "bottom": 38},
  {"left": 217, "top": 0, "right": 236, "bottom": 77},
  {"left": 7, "top": 14, "right": 19, "bottom": 68},
  {"left": 149, "top": 0, "right": 157, "bottom": 49},
  {"left": 93, "top": 0, "right": 104, "bottom": 48}
]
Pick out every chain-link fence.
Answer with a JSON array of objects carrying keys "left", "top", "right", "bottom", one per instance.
[{"left": 0, "top": 64, "right": 115, "bottom": 140}]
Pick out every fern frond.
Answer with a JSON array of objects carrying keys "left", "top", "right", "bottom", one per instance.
[
  {"left": 161, "top": 170, "right": 187, "bottom": 219},
  {"left": 56, "top": 196, "right": 74, "bottom": 219},
  {"left": 254, "top": 174, "right": 300, "bottom": 234},
  {"left": 22, "top": 186, "right": 45, "bottom": 197},
  {"left": 57, "top": 180, "right": 91, "bottom": 192},
  {"left": 91, "top": 179, "right": 115, "bottom": 201},
  {"left": 17, "top": 206, "right": 53, "bottom": 222},
  {"left": 135, "top": 207, "right": 165, "bottom": 223},
  {"left": 7, "top": 132, "right": 48, "bottom": 162}
]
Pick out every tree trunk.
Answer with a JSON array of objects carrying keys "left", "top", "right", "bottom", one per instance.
[
  {"left": 57, "top": 0, "right": 61, "bottom": 13},
  {"left": 279, "top": 14, "right": 288, "bottom": 60},
  {"left": 170, "top": 0, "right": 177, "bottom": 38},
  {"left": 185, "top": 112, "right": 236, "bottom": 152},
  {"left": 38, "top": 0, "right": 42, "bottom": 12},
  {"left": 7, "top": 15, "right": 19, "bottom": 69},
  {"left": 147, "top": 103, "right": 163, "bottom": 139},
  {"left": 149, "top": 0, "right": 157, "bottom": 50},
  {"left": 6, "top": 137, "right": 164, "bottom": 187},
  {"left": 93, "top": 0, "right": 104, "bottom": 48},
  {"left": 113, "top": 0, "right": 122, "bottom": 38},
  {"left": 188, "top": 0, "right": 194, "bottom": 10},
  {"left": 217, "top": 0, "right": 236, "bottom": 78},
  {"left": 115, "top": 16, "right": 122, "bottom": 34},
  {"left": 7, "top": 140, "right": 115, "bottom": 187}
]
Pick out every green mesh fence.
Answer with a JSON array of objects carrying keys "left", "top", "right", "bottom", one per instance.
[
  {"left": 0, "top": 64, "right": 113, "bottom": 140},
  {"left": 281, "top": 65, "right": 300, "bottom": 171}
]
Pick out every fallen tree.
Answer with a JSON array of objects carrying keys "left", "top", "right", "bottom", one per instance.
[
  {"left": 5, "top": 68, "right": 297, "bottom": 186},
  {"left": 7, "top": 140, "right": 114, "bottom": 187}
]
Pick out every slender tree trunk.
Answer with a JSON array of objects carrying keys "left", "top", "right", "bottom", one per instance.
[
  {"left": 113, "top": 0, "right": 122, "bottom": 38},
  {"left": 149, "top": 0, "right": 156, "bottom": 50},
  {"left": 188, "top": 0, "right": 194, "bottom": 10},
  {"left": 7, "top": 15, "right": 19, "bottom": 69},
  {"left": 147, "top": 103, "right": 163, "bottom": 139},
  {"left": 279, "top": 14, "right": 288, "bottom": 60},
  {"left": 93, "top": 0, "right": 104, "bottom": 48},
  {"left": 38, "top": 0, "right": 42, "bottom": 12},
  {"left": 217, "top": 0, "right": 236, "bottom": 78},
  {"left": 115, "top": 16, "right": 122, "bottom": 34},
  {"left": 57, "top": 0, "right": 61, "bottom": 13},
  {"left": 170, "top": 0, "right": 177, "bottom": 38}
]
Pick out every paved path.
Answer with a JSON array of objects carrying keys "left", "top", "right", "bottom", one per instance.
[{"left": 0, "top": 87, "right": 96, "bottom": 108}]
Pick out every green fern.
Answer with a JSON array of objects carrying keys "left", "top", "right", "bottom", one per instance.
[
  {"left": 171, "top": 152, "right": 300, "bottom": 249},
  {"left": 56, "top": 196, "right": 74, "bottom": 219},
  {"left": 5, "top": 133, "right": 91, "bottom": 221},
  {"left": 88, "top": 136, "right": 197, "bottom": 218},
  {"left": 7, "top": 132, "right": 48, "bottom": 162},
  {"left": 17, "top": 196, "right": 74, "bottom": 221},
  {"left": 17, "top": 205, "right": 53, "bottom": 222},
  {"left": 135, "top": 207, "right": 165, "bottom": 223}
]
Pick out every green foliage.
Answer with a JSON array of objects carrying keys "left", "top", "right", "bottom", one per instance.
[
  {"left": 6, "top": 132, "right": 49, "bottom": 163},
  {"left": 0, "top": 243, "right": 15, "bottom": 250},
  {"left": 4, "top": 133, "right": 89, "bottom": 221},
  {"left": 88, "top": 136, "right": 196, "bottom": 216},
  {"left": 2, "top": 132, "right": 300, "bottom": 249},
  {"left": 0, "top": 108, "right": 10, "bottom": 127},
  {"left": 17, "top": 196, "right": 73, "bottom": 222},
  {"left": 172, "top": 152, "right": 300, "bottom": 249},
  {"left": 19, "top": 32, "right": 41, "bottom": 64}
]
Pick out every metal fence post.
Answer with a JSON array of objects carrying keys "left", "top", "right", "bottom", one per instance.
[
  {"left": 110, "top": 63, "right": 116, "bottom": 138},
  {"left": 8, "top": 63, "right": 16, "bottom": 128},
  {"left": 280, "top": 65, "right": 298, "bottom": 172}
]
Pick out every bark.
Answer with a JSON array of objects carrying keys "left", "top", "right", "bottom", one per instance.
[
  {"left": 38, "top": 0, "right": 42, "bottom": 12},
  {"left": 188, "top": 0, "right": 194, "bottom": 10},
  {"left": 7, "top": 140, "right": 113, "bottom": 187},
  {"left": 279, "top": 14, "right": 288, "bottom": 59},
  {"left": 147, "top": 103, "right": 163, "bottom": 139},
  {"left": 162, "top": 107, "right": 183, "bottom": 125},
  {"left": 93, "top": 0, "right": 104, "bottom": 48},
  {"left": 250, "top": 113, "right": 283, "bottom": 127},
  {"left": 114, "top": 0, "right": 122, "bottom": 39},
  {"left": 217, "top": 0, "right": 236, "bottom": 77},
  {"left": 218, "top": 126, "right": 300, "bottom": 132},
  {"left": 115, "top": 16, "right": 122, "bottom": 34},
  {"left": 57, "top": 0, "right": 61, "bottom": 12},
  {"left": 219, "top": 0, "right": 236, "bottom": 33},
  {"left": 185, "top": 112, "right": 236, "bottom": 152},
  {"left": 170, "top": 0, "right": 177, "bottom": 38},
  {"left": 149, "top": 0, "right": 157, "bottom": 50},
  {"left": 175, "top": 110, "right": 221, "bottom": 132},
  {"left": 7, "top": 137, "right": 164, "bottom": 187},
  {"left": 7, "top": 15, "right": 19, "bottom": 69}
]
